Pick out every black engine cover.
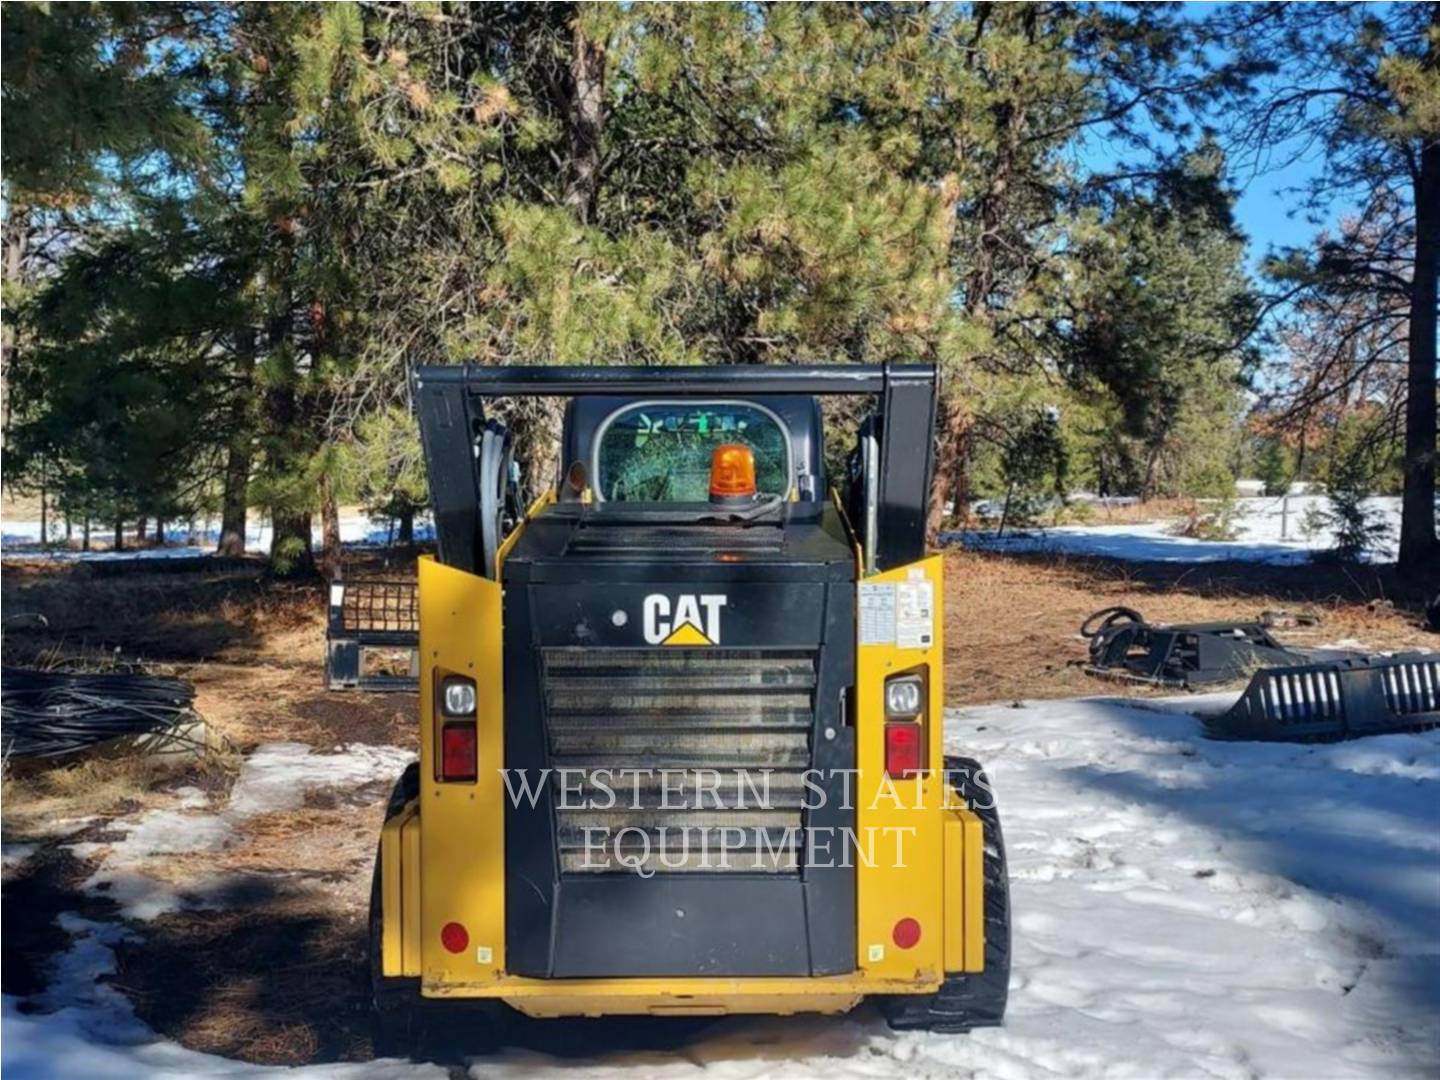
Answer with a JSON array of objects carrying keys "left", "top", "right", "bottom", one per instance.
[{"left": 501, "top": 503, "right": 857, "bottom": 977}]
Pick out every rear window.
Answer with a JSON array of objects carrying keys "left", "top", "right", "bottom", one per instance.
[{"left": 595, "top": 401, "right": 790, "bottom": 502}]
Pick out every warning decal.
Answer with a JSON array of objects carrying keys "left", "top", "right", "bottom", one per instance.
[
  {"left": 858, "top": 577, "right": 934, "bottom": 649},
  {"left": 858, "top": 583, "right": 896, "bottom": 645},
  {"left": 895, "top": 578, "right": 934, "bottom": 649}
]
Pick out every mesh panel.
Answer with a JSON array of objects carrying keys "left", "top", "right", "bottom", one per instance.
[{"left": 337, "top": 581, "right": 418, "bottom": 633}]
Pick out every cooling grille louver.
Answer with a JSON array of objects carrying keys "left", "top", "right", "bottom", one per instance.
[
  {"left": 1208, "top": 652, "right": 1440, "bottom": 741},
  {"left": 540, "top": 647, "right": 816, "bottom": 874}
]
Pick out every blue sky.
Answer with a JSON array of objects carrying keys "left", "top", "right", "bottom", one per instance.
[
  {"left": 1076, "top": 1, "right": 1365, "bottom": 276},
  {"left": 1077, "top": 123, "right": 1342, "bottom": 276},
  {"left": 1221, "top": 154, "right": 1336, "bottom": 270}
]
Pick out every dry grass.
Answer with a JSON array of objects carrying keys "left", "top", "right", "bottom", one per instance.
[
  {"left": 943, "top": 547, "right": 1437, "bottom": 705},
  {"left": 104, "top": 794, "right": 390, "bottom": 1065},
  {"left": 2, "top": 743, "right": 238, "bottom": 838},
  {"left": 1, "top": 561, "right": 322, "bottom": 665},
  {"left": 200, "top": 799, "right": 383, "bottom": 887}
]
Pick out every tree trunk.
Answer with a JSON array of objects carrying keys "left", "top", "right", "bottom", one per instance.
[
  {"left": 83, "top": 515, "right": 91, "bottom": 552},
  {"left": 1399, "top": 139, "right": 1439, "bottom": 570},
  {"left": 2, "top": 205, "right": 30, "bottom": 439},
  {"left": 114, "top": 516, "right": 124, "bottom": 552},
  {"left": 136, "top": 517, "right": 149, "bottom": 544},
  {"left": 260, "top": 235, "right": 316, "bottom": 577},
  {"left": 155, "top": 517, "right": 166, "bottom": 546},
  {"left": 269, "top": 511, "right": 316, "bottom": 577},
  {"left": 510, "top": 398, "right": 563, "bottom": 503},
  {"left": 218, "top": 437, "right": 252, "bottom": 556},
  {"left": 1141, "top": 443, "right": 1163, "bottom": 503},
  {"left": 264, "top": 379, "right": 317, "bottom": 577},
  {"left": 562, "top": 17, "right": 606, "bottom": 224},
  {"left": 925, "top": 396, "right": 970, "bottom": 548},
  {"left": 398, "top": 506, "right": 415, "bottom": 549},
  {"left": 319, "top": 472, "right": 342, "bottom": 579}
]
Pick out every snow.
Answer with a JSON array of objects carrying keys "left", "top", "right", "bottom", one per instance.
[
  {"left": 71, "top": 745, "right": 414, "bottom": 920},
  {"left": 0, "top": 513, "right": 435, "bottom": 561},
  {"left": 7, "top": 697, "right": 1439, "bottom": 1077},
  {"left": 954, "top": 495, "right": 1403, "bottom": 565},
  {"left": 948, "top": 696, "right": 1440, "bottom": 1078},
  {"left": 2, "top": 843, "right": 39, "bottom": 872},
  {"left": 7, "top": 496, "right": 1405, "bottom": 566}
]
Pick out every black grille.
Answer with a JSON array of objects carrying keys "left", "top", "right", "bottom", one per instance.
[
  {"left": 566, "top": 523, "right": 784, "bottom": 556},
  {"left": 541, "top": 647, "right": 814, "bottom": 874},
  {"left": 1381, "top": 657, "right": 1440, "bottom": 716}
]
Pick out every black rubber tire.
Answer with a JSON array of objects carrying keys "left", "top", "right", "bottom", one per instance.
[
  {"left": 1079, "top": 605, "right": 1144, "bottom": 639},
  {"left": 879, "top": 755, "right": 1011, "bottom": 1033},
  {"left": 368, "top": 763, "right": 507, "bottom": 1059},
  {"left": 370, "top": 764, "right": 420, "bottom": 1057}
]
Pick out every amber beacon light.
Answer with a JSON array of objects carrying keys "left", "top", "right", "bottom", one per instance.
[{"left": 709, "top": 443, "right": 758, "bottom": 500}]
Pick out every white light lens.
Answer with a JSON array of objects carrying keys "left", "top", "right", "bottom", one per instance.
[
  {"left": 442, "top": 678, "right": 477, "bottom": 716},
  {"left": 885, "top": 676, "right": 923, "bottom": 718}
]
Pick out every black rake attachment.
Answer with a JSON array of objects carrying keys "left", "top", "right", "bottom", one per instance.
[{"left": 1080, "top": 606, "right": 1440, "bottom": 742}]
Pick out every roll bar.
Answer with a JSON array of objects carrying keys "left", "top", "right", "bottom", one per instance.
[{"left": 413, "top": 362, "right": 933, "bottom": 397}]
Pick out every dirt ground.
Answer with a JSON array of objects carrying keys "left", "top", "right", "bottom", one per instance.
[
  {"left": 2, "top": 545, "right": 1437, "bottom": 1065},
  {"left": 942, "top": 548, "right": 1439, "bottom": 705}
]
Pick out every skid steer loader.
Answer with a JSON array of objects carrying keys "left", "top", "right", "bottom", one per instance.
[{"left": 369, "top": 363, "right": 1009, "bottom": 1047}]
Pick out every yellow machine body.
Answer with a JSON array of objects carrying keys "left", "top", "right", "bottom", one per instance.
[{"left": 378, "top": 538, "right": 986, "bottom": 1017}]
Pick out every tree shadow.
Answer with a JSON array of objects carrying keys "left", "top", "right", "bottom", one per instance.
[
  {"left": 0, "top": 560, "right": 309, "bottom": 664},
  {"left": 1060, "top": 696, "right": 1440, "bottom": 1020},
  {"left": 101, "top": 874, "right": 879, "bottom": 1070}
]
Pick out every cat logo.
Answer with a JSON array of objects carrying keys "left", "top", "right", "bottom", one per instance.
[{"left": 642, "top": 594, "right": 727, "bottom": 646}]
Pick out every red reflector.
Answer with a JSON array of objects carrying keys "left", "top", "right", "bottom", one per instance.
[
  {"left": 440, "top": 921, "right": 469, "bottom": 954},
  {"left": 440, "top": 721, "right": 477, "bottom": 782},
  {"left": 893, "top": 917, "right": 921, "bottom": 950},
  {"left": 884, "top": 721, "right": 922, "bottom": 778}
]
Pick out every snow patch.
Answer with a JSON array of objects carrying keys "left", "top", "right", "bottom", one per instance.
[
  {"left": 75, "top": 743, "right": 414, "bottom": 920},
  {"left": 947, "top": 695, "right": 1440, "bottom": 1077},
  {"left": 2, "top": 513, "right": 435, "bottom": 561},
  {"left": 952, "top": 495, "right": 1402, "bottom": 565}
]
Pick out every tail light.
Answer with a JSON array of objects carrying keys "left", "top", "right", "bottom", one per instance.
[
  {"left": 437, "top": 673, "right": 478, "bottom": 782},
  {"left": 883, "top": 671, "right": 926, "bottom": 778},
  {"left": 440, "top": 722, "right": 477, "bottom": 782},
  {"left": 884, "top": 721, "right": 922, "bottom": 778}
]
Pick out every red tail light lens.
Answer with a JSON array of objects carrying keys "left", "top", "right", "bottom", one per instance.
[
  {"left": 440, "top": 721, "right": 477, "bottom": 782},
  {"left": 885, "top": 721, "right": 922, "bottom": 779}
]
